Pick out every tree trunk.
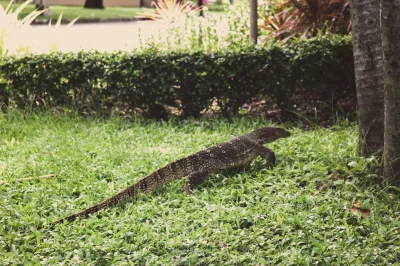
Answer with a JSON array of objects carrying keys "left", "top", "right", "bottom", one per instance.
[
  {"left": 382, "top": 0, "right": 400, "bottom": 186},
  {"left": 249, "top": 0, "right": 257, "bottom": 44},
  {"left": 84, "top": 0, "right": 104, "bottom": 9},
  {"left": 36, "top": 0, "right": 51, "bottom": 16},
  {"left": 198, "top": 0, "right": 204, "bottom": 17},
  {"left": 349, "top": 0, "right": 384, "bottom": 156}
]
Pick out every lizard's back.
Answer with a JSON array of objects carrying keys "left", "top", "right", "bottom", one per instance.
[{"left": 185, "top": 136, "right": 259, "bottom": 172}]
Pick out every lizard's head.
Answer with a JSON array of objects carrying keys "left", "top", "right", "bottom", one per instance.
[{"left": 251, "top": 127, "right": 290, "bottom": 143}]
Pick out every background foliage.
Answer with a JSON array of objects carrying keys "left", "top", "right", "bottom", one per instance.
[{"left": 261, "top": 0, "right": 351, "bottom": 42}]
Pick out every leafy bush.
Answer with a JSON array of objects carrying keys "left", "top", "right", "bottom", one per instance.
[{"left": 0, "top": 35, "right": 355, "bottom": 119}]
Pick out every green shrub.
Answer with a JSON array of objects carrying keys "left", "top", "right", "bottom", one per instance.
[
  {"left": 0, "top": 35, "right": 355, "bottom": 118},
  {"left": 290, "top": 35, "right": 355, "bottom": 97}
]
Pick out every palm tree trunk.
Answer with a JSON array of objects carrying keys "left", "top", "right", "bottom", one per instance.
[
  {"left": 349, "top": 0, "right": 384, "bottom": 156},
  {"left": 382, "top": 0, "right": 400, "bottom": 186}
]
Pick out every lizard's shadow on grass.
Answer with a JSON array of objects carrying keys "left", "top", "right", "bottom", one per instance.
[
  {"left": 150, "top": 159, "right": 273, "bottom": 198},
  {"left": 205, "top": 160, "right": 275, "bottom": 190},
  {"left": 84, "top": 160, "right": 275, "bottom": 222}
]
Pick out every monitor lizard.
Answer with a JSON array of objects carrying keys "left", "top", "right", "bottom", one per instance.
[{"left": 50, "top": 127, "right": 290, "bottom": 226}]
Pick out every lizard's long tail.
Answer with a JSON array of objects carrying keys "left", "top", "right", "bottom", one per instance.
[{"left": 50, "top": 159, "right": 190, "bottom": 226}]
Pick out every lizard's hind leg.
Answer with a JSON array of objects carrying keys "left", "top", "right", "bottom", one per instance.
[
  {"left": 184, "top": 169, "right": 212, "bottom": 194},
  {"left": 254, "top": 145, "right": 276, "bottom": 168}
]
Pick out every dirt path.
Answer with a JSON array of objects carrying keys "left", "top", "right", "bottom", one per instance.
[{"left": 30, "top": 21, "right": 166, "bottom": 53}]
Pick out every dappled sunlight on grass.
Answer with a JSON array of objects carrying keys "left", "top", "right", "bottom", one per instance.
[{"left": 0, "top": 111, "right": 398, "bottom": 264}]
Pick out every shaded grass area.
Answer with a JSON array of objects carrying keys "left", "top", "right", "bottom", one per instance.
[
  {"left": 0, "top": 1, "right": 142, "bottom": 21},
  {"left": 0, "top": 111, "right": 399, "bottom": 265}
]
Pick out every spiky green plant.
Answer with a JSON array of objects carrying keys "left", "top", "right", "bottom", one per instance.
[
  {"left": 139, "top": 0, "right": 253, "bottom": 53},
  {"left": 0, "top": 0, "right": 45, "bottom": 57},
  {"left": 144, "top": 0, "right": 202, "bottom": 22},
  {"left": 261, "top": 0, "right": 350, "bottom": 43},
  {"left": 0, "top": 1, "right": 78, "bottom": 57}
]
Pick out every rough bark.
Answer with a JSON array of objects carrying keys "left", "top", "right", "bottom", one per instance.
[
  {"left": 349, "top": 0, "right": 384, "bottom": 156},
  {"left": 382, "top": 0, "right": 400, "bottom": 186},
  {"left": 84, "top": 0, "right": 104, "bottom": 9},
  {"left": 249, "top": 0, "right": 257, "bottom": 44}
]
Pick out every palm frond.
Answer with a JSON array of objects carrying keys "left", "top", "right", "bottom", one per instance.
[{"left": 261, "top": 0, "right": 350, "bottom": 42}]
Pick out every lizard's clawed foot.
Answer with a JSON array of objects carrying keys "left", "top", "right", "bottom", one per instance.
[
  {"left": 268, "top": 153, "right": 276, "bottom": 169},
  {"left": 184, "top": 170, "right": 210, "bottom": 194},
  {"left": 183, "top": 183, "right": 194, "bottom": 194},
  {"left": 267, "top": 161, "right": 276, "bottom": 169}
]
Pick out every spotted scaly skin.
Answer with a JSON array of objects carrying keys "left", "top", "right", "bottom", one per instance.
[{"left": 51, "top": 127, "right": 290, "bottom": 226}]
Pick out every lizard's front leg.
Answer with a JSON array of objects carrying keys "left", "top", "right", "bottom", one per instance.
[
  {"left": 254, "top": 145, "right": 276, "bottom": 168},
  {"left": 184, "top": 169, "right": 212, "bottom": 194}
]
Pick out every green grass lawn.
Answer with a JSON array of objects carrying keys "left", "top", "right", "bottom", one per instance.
[
  {"left": 0, "top": 1, "right": 143, "bottom": 21},
  {"left": 206, "top": 2, "right": 229, "bottom": 13},
  {"left": 0, "top": 111, "right": 399, "bottom": 265}
]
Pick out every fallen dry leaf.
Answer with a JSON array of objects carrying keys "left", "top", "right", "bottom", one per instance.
[{"left": 351, "top": 201, "right": 370, "bottom": 217}]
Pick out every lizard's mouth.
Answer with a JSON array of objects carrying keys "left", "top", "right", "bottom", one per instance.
[
  {"left": 268, "top": 130, "right": 290, "bottom": 141},
  {"left": 282, "top": 130, "right": 291, "bottom": 137}
]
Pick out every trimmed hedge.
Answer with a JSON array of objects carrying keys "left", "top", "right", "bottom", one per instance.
[{"left": 0, "top": 35, "right": 355, "bottom": 118}]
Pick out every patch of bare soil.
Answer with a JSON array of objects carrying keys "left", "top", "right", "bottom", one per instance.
[{"left": 243, "top": 90, "right": 357, "bottom": 128}]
